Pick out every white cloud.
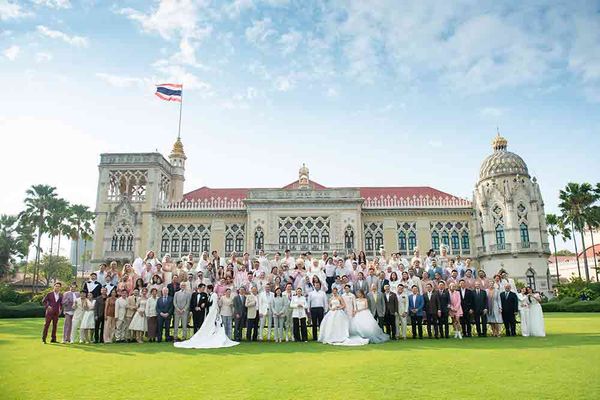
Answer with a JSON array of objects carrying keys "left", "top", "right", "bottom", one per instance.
[
  {"left": 3, "top": 45, "right": 19, "bottom": 61},
  {"left": 326, "top": 87, "right": 338, "bottom": 97},
  {"left": 569, "top": 16, "right": 600, "bottom": 83},
  {"left": 274, "top": 75, "right": 294, "bottom": 91},
  {"left": 152, "top": 62, "right": 212, "bottom": 94},
  {"left": 35, "top": 52, "right": 52, "bottom": 63},
  {"left": 37, "top": 25, "right": 89, "bottom": 47},
  {"left": 96, "top": 73, "right": 146, "bottom": 88},
  {"left": 223, "top": 0, "right": 254, "bottom": 19},
  {"left": 278, "top": 30, "right": 302, "bottom": 55},
  {"left": 32, "top": 0, "right": 71, "bottom": 9},
  {"left": 245, "top": 18, "right": 277, "bottom": 46},
  {"left": 479, "top": 107, "right": 506, "bottom": 118},
  {"left": 0, "top": 1, "right": 32, "bottom": 20}
]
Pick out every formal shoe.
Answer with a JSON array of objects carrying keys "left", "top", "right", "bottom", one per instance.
[
  {"left": 42, "top": 339, "right": 46, "bottom": 344},
  {"left": 50, "top": 339, "right": 57, "bottom": 343}
]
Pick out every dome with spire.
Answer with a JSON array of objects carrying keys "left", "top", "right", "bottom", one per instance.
[
  {"left": 170, "top": 136, "right": 187, "bottom": 160},
  {"left": 479, "top": 133, "right": 529, "bottom": 181}
]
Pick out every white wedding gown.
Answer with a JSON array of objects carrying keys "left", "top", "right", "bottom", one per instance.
[
  {"left": 318, "top": 297, "right": 369, "bottom": 346},
  {"left": 174, "top": 293, "right": 239, "bottom": 349},
  {"left": 528, "top": 295, "right": 546, "bottom": 337},
  {"left": 350, "top": 298, "right": 389, "bottom": 343}
]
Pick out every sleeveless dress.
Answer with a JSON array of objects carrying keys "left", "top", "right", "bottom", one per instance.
[
  {"left": 528, "top": 295, "right": 546, "bottom": 337},
  {"left": 80, "top": 300, "right": 95, "bottom": 329},
  {"left": 129, "top": 297, "right": 148, "bottom": 332},
  {"left": 318, "top": 297, "right": 369, "bottom": 346},
  {"left": 349, "top": 298, "right": 389, "bottom": 343}
]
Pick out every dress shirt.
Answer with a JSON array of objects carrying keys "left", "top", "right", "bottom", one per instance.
[
  {"left": 308, "top": 290, "right": 328, "bottom": 310},
  {"left": 290, "top": 295, "right": 307, "bottom": 318}
]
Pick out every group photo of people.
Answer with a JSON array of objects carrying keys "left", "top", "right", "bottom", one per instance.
[{"left": 41, "top": 246, "right": 547, "bottom": 348}]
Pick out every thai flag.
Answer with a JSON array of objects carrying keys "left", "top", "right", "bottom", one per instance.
[{"left": 155, "top": 83, "right": 182, "bottom": 102}]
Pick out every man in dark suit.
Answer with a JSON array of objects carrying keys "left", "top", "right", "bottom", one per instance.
[
  {"left": 437, "top": 281, "right": 451, "bottom": 338},
  {"left": 233, "top": 287, "right": 247, "bottom": 341},
  {"left": 383, "top": 284, "right": 398, "bottom": 339},
  {"left": 472, "top": 281, "right": 488, "bottom": 337},
  {"left": 378, "top": 271, "right": 389, "bottom": 293},
  {"left": 167, "top": 274, "right": 181, "bottom": 297},
  {"left": 156, "top": 287, "right": 174, "bottom": 342},
  {"left": 82, "top": 273, "right": 102, "bottom": 298},
  {"left": 408, "top": 285, "right": 424, "bottom": 339},
  {"left": 423, "top": 283, "right": 441, "bottom": 339},
  {"left": 458, "top": 279, "right": 474, "bottom": 337},
  {"left": 94, "top": 287, "right": 107, "bottom": 343},
  {"left": 42, "top": 282, "right": 63, "bottom": 343},
  {"left": 189, "top": 284, "right": 208, "bottom": 333},
  {"left": 500, "top": 284, "right": 519, "bottom": 336}
]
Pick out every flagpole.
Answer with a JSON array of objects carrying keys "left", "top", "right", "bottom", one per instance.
[{"left": 177, "top": 84, "right": 183, "bottom": 139}]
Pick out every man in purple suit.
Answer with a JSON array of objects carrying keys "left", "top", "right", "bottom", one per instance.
[{"left": 42, "top": 282, "right": 63, "bottom": 343}]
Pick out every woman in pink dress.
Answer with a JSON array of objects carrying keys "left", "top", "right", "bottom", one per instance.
[{"left": 448, "top": 282, "right": 463, "bottom": 339}]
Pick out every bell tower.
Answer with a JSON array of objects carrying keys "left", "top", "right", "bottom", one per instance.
[{"left": 169, "top": 135, "right": 186, "bottom": 202}]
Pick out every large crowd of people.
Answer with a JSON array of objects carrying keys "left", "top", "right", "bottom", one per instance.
[{"left": 41, "top": 246, "right": 546, "bottom": 346}]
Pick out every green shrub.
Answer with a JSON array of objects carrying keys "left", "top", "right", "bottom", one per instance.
[
  {"left": 563, "top": 300, "right": 600, "bottom": 313},
  {"left": 542, "top": 302, "right": 564, "bottom": 312},
  {"left": 0, "top": 284, "right": 31, "bottom": 304},
  {"left": 559, "top": 296, "right": 578, "bottom": 305},
  {"left": 0, "top": 302, "right": 46, "bottom": 318}
]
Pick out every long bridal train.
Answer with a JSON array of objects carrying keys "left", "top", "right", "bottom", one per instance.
[
  {"left": 174, "top": 292, "right": 239, "bottom": 349},
  {"left": 318, "top": 295, "right": 369, "bottom": 346}
]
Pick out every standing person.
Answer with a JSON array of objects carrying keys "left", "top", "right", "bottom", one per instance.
[
  {"left": 500, "top": 284, "right": 518, "bottom": 337},
  {"left": 382, "top": 284, "right": 398, "bottom": 340},
  {"left": 472, "top": 282, "right": 488, "bottom": 337},
  {"left": 145, "top": 288, "right": 159, "bottom": 342},
  {"left": 526, "top": 287, "right": 546, "bottom": 337},
  {"left": 283, "top": 283, "right": 294, "bottom": 342},
  {"left": 80, "top": 293, "right": 96, "bottom": 344},
  {"left": 448, "top": 283, "right": 463, "bottom": 339},
  {"left": 257, "top": 283, "right": 274, "bottom": 341},
  {"left": 103, "top": 289, "right": 117, "bottom": 343},
  {"left": 341, "top": 284, "right": 356, "bottom": 318},
  {"left": 219, "top": 288, "right": 234, "bottom": 339},
  {"left": 129, "top": 287, "right": 148, "bottom": 343},
  {"left": 42, "top": 282, "right": 63, "bottom": 344},
  {"left": 125, "top": 289, "right": 139, "bottom": 342},
  {"left": 517, "top": 287, "right": 531, "bottom": 337},
  {"left": 232, "top": 287, "right": 247, "bottom": 341},
  {"left": 488, "top": 275, "right": 504, "bottom": 337},
  {"left": 245, "top": 286, "right": 259, "bottom": 341},
  {"left": 70, "top": 290, "right": 86, "bottom": 344},
  {"left": 173, "top": 283, "right": 191, "bottom": 341},
  {"left": 83, "top": 273, "right": 102, "bottom": 298},
  {"left": 367, "top": 284, "right": 385, "bottom": 328},
  {"left": 423, "top": 283, "right": 440, "bottom": 339},
  {"left": 156, "top": 287, "right": 174, "bottom": 342},
  {"left": 61, "top": 282, "right": 77, "bottom": 343},
  {"left": 458, "top": 279, "right": 474, "bottom": 337},
  {"left": 190, "top": 284, "right": 208, "bottom": 333},
  {"left": 114, "top": 289, "right": 128, "bottom": 342},
  {"left": 395, "top": 284, "right": 409, "bottom": 340},
  {"left": 307, "top": 281, "right": 328, "bottom": 340},
  {"left": 94, "top": 287, "right": 107, "bottom": 343},
  {"left": 290, "top": 287, "right": 308, "bottom": 342},
  {"left": 437, "top": 282, "right": 451, "bottom": 339},
  {"left": 408, "top": 285, "right": 424, "bottom": 339},
  {"left": 271, "top": 287, "right": 288, "bottom": 343}
]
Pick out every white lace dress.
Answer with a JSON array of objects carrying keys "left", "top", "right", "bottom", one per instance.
[
  {"left": 318, "top": 297, "right": 368, "bottom": 346},
  {"left": 350, "top": 298, "right": 389, "bottom": 344}
]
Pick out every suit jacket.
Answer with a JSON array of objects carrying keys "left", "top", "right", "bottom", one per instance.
[
  {"left": 167, "top": 282, "right": 180, "bottom": 297},
  {"left": 500, "top": 291, "right": 518, "bottom": 315},
  {"left": 156, "top": 296, "right": 174, "bottom": 316},
  {"left": 42, "top": 292, "right": 62, "bottom": 316},
  {"left": 423, "top": 291, "right": 441, "bottom": 315},
  {"left": 397, "top": 292, "right": 409, "bottom": 315},
  {"left": 94, "top": 295, "right": 106, "bottom": 319},
  {"left": 115, "top": 297, "right": 127, "bottom": 320},
  {"left": 61, "top": 291, "right": 76, "bottom": 314},
  {"left": 383, "top": 292, "right": 398, "bottom": 315},
  {"left": 367, "top": 291, "right": 385, "bottom": 317},
  {"left": 378, "top": 278, "right": 390, "bottom": 293},
  {"left": 365, "top": 276, "right": 379, "bottom": 291},
  {"left": 459, "top": 288, "right": 474, "bottom": 313},
  {"left": 174, "top": 290, "right": 191, "bottom": 313},
  {"left": 354, "top": 280, "right": 369, "bottom": 295},
  {"left": 438, "top": 289, "right": 451, "bottom": 314},
  {"left": 190, "top": 292, "right": 208, "bottom": 315},
  {"left": 245, "top": 293, "right": 258, "bottom": 319},
  {"left": 472, "top": 288, "right": 488, "bottom": 313},
  {"left": 82, "top": 281, "right": 102, "bottom": 298},
  {"left": 408, "top": 293, "right": 424, "bottom": 317},
  {"left": 233, "top": 294, "right": 247, "bottom": 319}
]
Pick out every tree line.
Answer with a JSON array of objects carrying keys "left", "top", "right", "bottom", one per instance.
[{"left": 0, "top": 184, "right": 95, "bottom": 292}]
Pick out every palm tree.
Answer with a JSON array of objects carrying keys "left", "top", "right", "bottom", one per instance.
[
  {"left": 559, "top": 183, "right": 598, "bottom": 282},
  {"left": 583, "top": 205, "right": 600, "bottom": 282},
  {"left": 69, "top": 204, "right": 95, "bottom": 278},
  {"left": 546, "top": 213, "right": 571, "bottom": 284},
  {"left": 46, "top": 198, "right": 70, "bottom": 257},
  {"left": 21, "top": 185, "right": 57, "bottom": 292},
  {"left": 0, "top": 215, "right": 28, "bottom": 280}
]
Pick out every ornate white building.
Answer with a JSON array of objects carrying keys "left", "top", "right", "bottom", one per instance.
[{"left": 91, "top": 133, "right": 552, "bottom": 292}]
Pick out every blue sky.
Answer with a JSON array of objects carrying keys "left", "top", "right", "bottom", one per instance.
[{"left": 1, "top": 0, "right": 600, "bottom": 252}]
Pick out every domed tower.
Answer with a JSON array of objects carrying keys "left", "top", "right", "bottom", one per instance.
[
  {"left": 168, "top": 136, "right": 186, "bottom": 202},
  {"left": 473, "top": 132, "right": 551, "bottom": 292}
]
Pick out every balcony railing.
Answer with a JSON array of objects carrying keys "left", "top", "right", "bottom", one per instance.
[
  {"left": 264, "top": 243, "right": 347, "bottom": 253},
  {"left": 488, "top": 243, "right": 512, "bottom": 253},
  {"left": 104, "top": 251, "right": 135, "bottom": 261}
]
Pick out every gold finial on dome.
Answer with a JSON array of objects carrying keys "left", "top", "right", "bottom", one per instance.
[
  {"left": 170, "top": 136, "right": 187, "bottom": 159},
  {"left": 298, "top": 163, "right": 309, "bottom": 188},
  {"left": 492, "top": 130, "right": 508, "bottom": 151}
]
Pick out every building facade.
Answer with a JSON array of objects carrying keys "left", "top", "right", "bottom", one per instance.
[{"left": 91, "top": 134, "right": 552, "bottom": 292}]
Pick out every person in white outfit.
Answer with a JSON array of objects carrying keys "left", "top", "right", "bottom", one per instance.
[{"left": 258, "top": 283, "right": 274, "bottom": 341}]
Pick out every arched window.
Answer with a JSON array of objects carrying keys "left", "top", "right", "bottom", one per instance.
[
  {"left": 344, "top": 227, "right": 354, "bottom": 250},
  {"left": 111, "top": 236, "right": 119, "bottom": 251},
  {"left": 461, "top": 232, "right": 470, "bottom": 251},
  {"left": 300, "top": 230, "right": 309, "bottom": 244},
  {"left": 181, "top": 234, "right": 190, "bottom": 253},
  {"left": 408, "top": 231, "right": 417, "bottom": 252},
  {"left": 526, "top": 268, "right": 536, "bottom": 290},
  {"left": 495, "top": 225, "right": 505, "bottom": 249},
  {"left": 480, "top": 228, "right": 486, "bottom": 248},
  {"left": 310, "top": 231, "right": 319, "bottom": 244},
  {"left": 321, "top": 230, "right": 329, "bottom": 244},
  {"left": 235, "top": 232, "right": 244, "bottom": 252},
  {"left": 520, "top": 223, "right": 530, "bottom": 247},
  {"left": 289, "top": 230, "right": 298, "bottom": 244},
  {"left": 441, "top": 231, "right": 449, "bottom": 247},
  {"left": 451, "top": 231, "right": 460, "bottom": 253},
  {"left": 171, "top": 235, "right": 180, "bottom": 253},
  {"left": 191, "top": 236, "right": 200, "bottom": 253},
  {"left": 398, "top": 231, "right": 407, "bottom": 254},
  {"left": 365, "top": 232, "right": 373, "bottom": 251},
  {"left": 254, "top": 227, "right": 264, "bottom": 251},
  {"left": 201, "top": 233, "right": 210, "bottom": 252},
  {"left": 431, "top": 231, "right": 440, "bottom": 250},
  {"left": 375, "top": 232, "right": 384, "bottom": 251},
  {"left": 225, "top": 233, "right": 234, "bottom": 253},
  {"left": 279, "top": 232, "right": 288, "bottom": 246}
]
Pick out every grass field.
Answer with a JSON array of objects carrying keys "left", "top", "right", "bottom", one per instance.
[{"left": 1, "top": 314, "right": 599, "bottom": 400}]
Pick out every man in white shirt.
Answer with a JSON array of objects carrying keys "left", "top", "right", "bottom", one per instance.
[
  {"left": 257, "top": 283, "right": 274, "bottom": 341},
  {"left": 290, "top": 287, "right": 308, "bottom": 342},
  {"left": 342, "top": 284, "right": 356, "bottom": 317},
  {"left": 96, "top": 263, "right": 107, "bottom": 286},
  {"left": 307, "top": 281, "right": 328, "bottom": 341},
  {"left": 257, "top": 250, "right": 270, "bottom": 273},
  {"left": 396, "top": 284, "right": 410, "bottom": 339}
]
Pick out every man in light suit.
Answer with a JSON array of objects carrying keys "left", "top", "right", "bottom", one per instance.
[
  {"left": 354, "top": 272, "right": 369, "bottom": 295},
  {"left": 257, "top": 283, "right": 274, "bottom": 341},
  {"left": 408, "top": 285, "right": 424, "bottom": 339},
  {"left": 245, "top": 286, "right": 259, "bottom": 341},
  {"left": 173, "top": 282, "right": 192, "bottom": 341},
  {"left": 395, "top": 284, "right": 410, "bottom": 340},
  {"left": 367, "top": 284, "right": 385, "bottom": 328},
  {"left": 365, "top": 269, "right": 379, "bottom": 293},
  {"left": 233, "top": 287, "right": 247, "bottom": 341},
  {"left": 156, "top": 287, "right": 174, "bottom": 342},
  {"left": 114, "top": 289, "right": 128, "bottom": 342},
  {"left": 61, "top": 281, "right": 78, "bottom": 343}
]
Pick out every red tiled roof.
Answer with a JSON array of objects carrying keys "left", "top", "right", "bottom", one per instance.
[{"left": 183, "top": 183, "right": 466, "bottom": 202}]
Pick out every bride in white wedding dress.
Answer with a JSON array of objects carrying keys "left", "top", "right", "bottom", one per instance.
[
  {"left": 350, "top": 290, "right": 389, "bottom": 343},
  {"left": 174, "top": 287, "right": 239, "bottom": 349},
  {"left": 318, "top": 288, "right": 369, "bottom": 346}
]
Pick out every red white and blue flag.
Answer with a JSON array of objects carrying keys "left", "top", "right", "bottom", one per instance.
[{"left": 155, "top": 83, "right": 182, "bottom": 102}]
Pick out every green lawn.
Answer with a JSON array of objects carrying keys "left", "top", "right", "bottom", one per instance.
[{"left": 1, "top": 314, "right": 599, "bottom": 399}]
